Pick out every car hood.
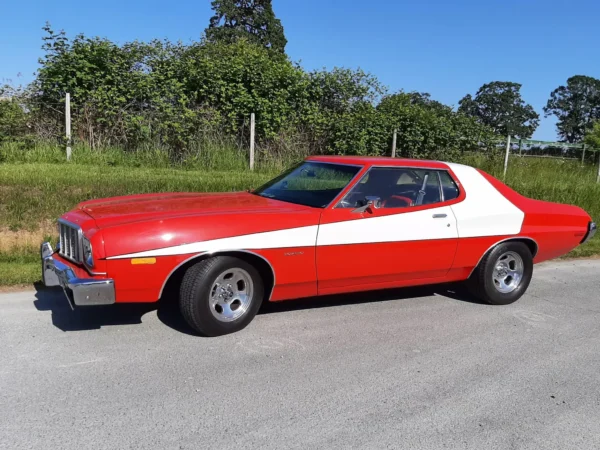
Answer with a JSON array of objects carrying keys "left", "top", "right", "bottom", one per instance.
[{"left": 78, "top": 191, "right": 311, "bottom": 228}]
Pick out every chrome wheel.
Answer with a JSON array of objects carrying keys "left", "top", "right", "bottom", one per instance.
[
  {"left": 209, "top": 268, "right": 254, "bottom": 322},
  {"left": 492, "top": 251, "right": 524, "bottom": 294}
]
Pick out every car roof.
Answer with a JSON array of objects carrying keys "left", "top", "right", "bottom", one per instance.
[{"left": 305, "top": 155, "right": 451, "bottom": 169}]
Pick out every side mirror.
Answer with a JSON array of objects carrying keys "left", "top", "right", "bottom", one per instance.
[{"left": 352, "top": 196, "right": 382, "bottom": 213}]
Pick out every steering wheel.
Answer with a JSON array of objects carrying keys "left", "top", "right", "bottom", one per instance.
[{"left": 381, "top": 195, "right": 413, "bottom": 208}]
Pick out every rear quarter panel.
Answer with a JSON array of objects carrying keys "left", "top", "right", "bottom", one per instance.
[
  {"left": 476, "top": 170, "right": 591, "bottom": 263},
  {"left": 444, "top": 165, "right": 591, "bottom": 277},
  {"left": 446, "top": 164, "right": 526, "bottom": 276}
]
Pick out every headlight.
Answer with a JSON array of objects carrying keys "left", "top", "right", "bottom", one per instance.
[{"left": 82, "top": 236, "right": 94, "bottom": 268}]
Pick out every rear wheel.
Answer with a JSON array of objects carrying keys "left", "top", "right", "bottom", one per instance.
[
  {"left": 468, "top": 241, "right": 533, "bottom": 305},
  {"left": 179, "top": 256, "right": 264, "bottom": 336}
]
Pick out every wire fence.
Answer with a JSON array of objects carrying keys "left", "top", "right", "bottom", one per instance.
[
  {"left": 4, "top": 93, "right": 600, "bottom": 182},
  {"left": 500, "top": 136, "right": 600, "bottom": 183}
]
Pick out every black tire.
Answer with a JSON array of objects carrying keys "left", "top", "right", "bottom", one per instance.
[
  {"left": 179, "top": 256, "right": 264, "bottom": 336},
  {"left": 468, "top": 241, "right": 533, "bottom": 305}
]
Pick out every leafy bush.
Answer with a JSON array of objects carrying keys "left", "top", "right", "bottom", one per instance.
[
  {"left": 377, "top": 93, "right": 496, "bottom": 160},
  {"left": 0, "top": 98, "right": 28, "bottom": 143},
  {"left": 7, "top": 24, "right": 496, "bottom": 162}
]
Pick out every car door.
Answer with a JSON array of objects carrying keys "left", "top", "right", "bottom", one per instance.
[{"left": 316, "top": 166, "right": 461, "bottom": 294}]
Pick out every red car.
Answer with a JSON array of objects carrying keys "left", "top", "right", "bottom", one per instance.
[{"left": 42, "top": 156, "right": 596, "bottom": 336}]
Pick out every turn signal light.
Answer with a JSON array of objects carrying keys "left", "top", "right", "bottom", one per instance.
[{"left": 131, "top": 257, "right": 157, "bottom": 265}]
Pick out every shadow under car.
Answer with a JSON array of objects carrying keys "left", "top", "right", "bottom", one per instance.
[{"left": 33, "top": 281, "right": 483, "bottom": 336}]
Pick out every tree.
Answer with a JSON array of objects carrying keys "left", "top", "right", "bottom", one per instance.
[
  {"left": 181, "top": 39, "right": 307, "bottom": 138},
  {"left": 544, "top": 75, "right": 600, "bottom": 143},
  {"left": 0, "top": 81, "right": 29, "bottom": 139},
  {"left": 584, "top": 121, "right": 600, "bottom": 149},
  {"left": 0, "top": 96, "right": 29, "bottom": 142},
  {"left": 15, "top": 24, "right": 496, "bottom": 161},
  {"left": 378, "top": 92, "right": 495, "bottom": 160},
  {"left": 458, "top": 81, "right": 539, "bottom": 138},
  {"left": 32, "top": 25, "right": 211, "bottom": 149},
  {"left": 205, "top": 0, "right": 287, "bottom": 53},
  {"left": 398, "top": 91, "right": 451, "bottom": 113},
  {"left": 306, "top": 68, "right": 384, "bottom": 114}
]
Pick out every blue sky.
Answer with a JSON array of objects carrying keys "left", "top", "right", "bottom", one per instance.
[{"left": 1, "top": 0, "right": 598, "bottom": 140}]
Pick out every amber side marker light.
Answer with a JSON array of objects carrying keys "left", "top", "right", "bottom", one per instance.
[{"left": 131, "top": 257, "right": 157, "bottom": 265}]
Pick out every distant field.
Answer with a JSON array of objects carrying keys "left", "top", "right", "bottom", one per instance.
[{"left": 0, "top": 155, "right": 598, "bottom": 286}]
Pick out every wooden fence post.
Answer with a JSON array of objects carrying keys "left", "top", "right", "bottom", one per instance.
[
  {"left": 597, "top": 150, "right": 600, "bottom": 183},
  {"left": 249, "top": 113, "right": 255, "bottom": 171},
  {"left": 391, "top": 129, "right": 397, "bottom": 158},
  {"left": 65, "top": 93, "right": 72, "bottom": 161},
  {"left": 518, "top": 138, "right": 523, "bottom": 156},
  {"left": 582, "top": 144, "right": 586, "bottom": 166},
  {"left": 503, "top": 135, "right": 511, "bottom": 179}
]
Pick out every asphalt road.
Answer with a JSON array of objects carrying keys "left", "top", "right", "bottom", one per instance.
[{"left": 1, "top": 260, "right": 600, "bottom": 450}]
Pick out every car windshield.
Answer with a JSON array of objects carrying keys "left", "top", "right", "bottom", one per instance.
[{"left": 253, "top": 162, "right": 361, "bottom": 208}]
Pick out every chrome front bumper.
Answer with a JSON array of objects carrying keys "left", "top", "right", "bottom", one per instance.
[
  {"left": 582, "top": 222, "right": 597, "bottom": 245},
  {"left": 41, "top": 242, "right": 115, "bottom": 308}
]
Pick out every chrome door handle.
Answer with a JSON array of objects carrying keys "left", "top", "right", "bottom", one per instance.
[{"left": 432, "top": 214, "right": 447, "bottom": 219}]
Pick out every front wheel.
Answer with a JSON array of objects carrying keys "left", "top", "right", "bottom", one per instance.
[
  {"left": 468, "top": 241, "right": 533, "bottom": 305},
  {"left": 179, "top": 256, "right": 264, "bottom": 336}
]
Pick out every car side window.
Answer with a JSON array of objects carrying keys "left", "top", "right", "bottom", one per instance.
[
  {"left": 339, "top": 167, "right": 454, "bottom": 209},
  {"left": 439, "top": 171, "right": 460, "bottom": 201}
]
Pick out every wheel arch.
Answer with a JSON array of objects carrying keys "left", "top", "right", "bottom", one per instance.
[
  {"left": 159, "top": 250, "right": 276, "bottom": 302},
  {"left": 468, "top": 237, "right": 538, "bottom": 278}
]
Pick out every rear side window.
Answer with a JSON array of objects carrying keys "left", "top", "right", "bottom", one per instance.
[{"left": 439, "top": 171, "right": 460, "bottom": 201}]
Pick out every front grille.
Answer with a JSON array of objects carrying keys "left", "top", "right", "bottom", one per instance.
[{"left": 58, "top": 221, "right": 82, "bottom": 263}]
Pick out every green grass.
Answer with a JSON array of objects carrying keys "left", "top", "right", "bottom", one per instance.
[
  {"left": 0, "top": 246, "right": 44, "bottom": 286},
  {"left": 0, "top": 139, "right": 300, "bottom": 172},
  {"left": 567, "top": 238, "right": 600, "bottom": 258},
  {"left": 0, "top": 262, "right": 40, "bottom": 286},
  {"left": 1, "top": 152, "right": 598, "bottom": 286},
  {"left": 0, "top": 163, "right": 278, "bottom": 231}
]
